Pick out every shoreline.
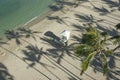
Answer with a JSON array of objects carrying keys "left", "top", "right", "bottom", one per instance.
[
  {"left": 0, "top": 6, "right": 56, "bottom": 62},
  {"left": 0, "top": 0, "right": 56, "bottom": 37},
  {"left": 0, "top": 1, "right": 66, "bottom": 62},
  {"left": 23, "top": 9, "right": 54, "bottom": 28},
  {"left": 0, "top": 3, "right": 56, "bottom": 45}
]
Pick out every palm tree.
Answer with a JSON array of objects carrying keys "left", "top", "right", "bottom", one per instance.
[
  {"left": 5, "top": 29, "right": 23, "bottom": 46},
  {"left": 75, "top": 24, "right": 120, "bottom": 75}
]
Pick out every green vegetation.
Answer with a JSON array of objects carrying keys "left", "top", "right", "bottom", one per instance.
[{"left": 75, "top": 23, "right": 120, "bottom": 75}]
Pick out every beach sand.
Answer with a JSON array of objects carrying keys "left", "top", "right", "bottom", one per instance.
[{"left": 0, "top": 0, "right": 120, "bottom": 80}]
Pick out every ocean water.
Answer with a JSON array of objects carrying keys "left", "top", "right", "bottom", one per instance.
[{"left": 0, "top": 0, "right": 54, "bottom": 36}]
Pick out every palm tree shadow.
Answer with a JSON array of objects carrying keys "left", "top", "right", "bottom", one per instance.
[
  {"left": 41, "top": 31, "right": 62, "bottom": 48},
  {"left": 0, "top": 63, "right": 14, "bottom": 80},
  {"left": 22, "top": 45, "right": 54, "bottom": 68},
  {"left": 50, "top": 0, "right": 75, "bottom": 10},
  {"left": 73, "top": 0, "right": 90, "bottom": 8},
  {"left": 71, "top": 35, "right": 82, "bottom": 43},
  {"left": 47, "top": 16, "right": 69, "bottom": 26},
  {"left": 22, "top": 45, "right": 62, "bottom": 79},
  {"left": 44, "top": 31, "right": 60, "bottom": 41},
  {"left": 71, "top": 24, "right": 85, "bottom": 42},
  {"left": 41, "top": 31, "right": 81, "bottom": 64},
  {"left": 49, "top": 4, "right": 63, "bottom": 12},
  {"left": 49, "top": 0, "right": 89, "bottom": 13},
  {"left": 49, "top": 0, "right": 67, "bottom": 14},
  {"left": 106, "top": 69, "right": 120, "bottom": 80},
  {"left": 107, "top": 55, "right": 120, "bottom": 79},
  {"left": 75, "top": 14, "right": 104, "bottom": 25},
  {"left": 91, "top": 3, "right": 110, "bottom": 15},
  {"left": 4, "top": 29, "right": 23, "bottom": 46},
  {"left": 68, "top": 76, "right": 78, "bottom": 80},
  {"left": 55, "top": 0, "right": 75, "bottom": 6},
  {"left": 17, "top": 27, "right": 41, "bottom": 41},
  {"left": 41, "top": 37, "right": 62, "bottom": 49},
  {"left": 44, "top": 39, "right": 76, "bottom": 64},
  {"left": 75, "top": 14, "right": 92, "bottom": 22},
  {"left": 53, "top": 0, "right": 89, "bottom": 8},
  {"left": 92, "top": 57, "right": 103, "bottom": 73},
  {"left": 0, "top": 44, "right": 51, "bottom": 80},
  {"left": 91, "top": 55, "right": 120, "bottom": 80},
  {"left": 96, "top": 23, "right": 118, "bottom": 36},
  {"left": 101, "top": 0, "right": 119, "bottom": 9},
  {"left": 49, "top": 3, "right": 64, "bottom": 12},
  {"left": 72, "top": 23, "right": 86, "bottom": 32},
  {"left": 114, "top": 52, "right": 120, "bottom": 58}
]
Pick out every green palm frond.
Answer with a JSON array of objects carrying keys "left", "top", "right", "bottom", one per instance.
[
  {"left": 82, "top": 30, "right": 101, "bottom": 46},
  {"left": 75, "top": 44, "right": 94, "bottom": 57},
  {"left": 100, "top": 53, "right": 109, "bottom": 75},
  {"left": 100, "top": 40, "right": 106, "bottom": 47},
  {"left": 85, "top": 26, "right": 97, "bottom": 32},
  {"left": 101, "top": 32, "right": 108, "bottom": 36},
  {"left": 103, "top": 61, "right": 109, "bottom": 75},
  {"left": 109, "top": 35, "right": 120, "bottom": 45},
  {"left": 74, "top": 25, "right": 120, "bottom": 76},
  {"left": 113, "top": 39, "right": 119, "bottom": 45},
  {"left": 80, "top": 52, "right": 95, "bottom": 75},
  {"left": 103, "top": 49, "right": 114, "bottom": 55}
]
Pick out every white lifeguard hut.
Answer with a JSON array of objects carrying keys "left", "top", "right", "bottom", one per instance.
[{"left": 60, "top": 30, "right": 70, "bottom": 46}]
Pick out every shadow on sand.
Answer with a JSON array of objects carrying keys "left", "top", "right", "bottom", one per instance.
[
  {"left": 40, "top": 31, "right": 96, "bottom": 80},
  {"left": 75, "top": 14, "right": 104, "bottom": 24},
  {"left": 90, "top": 54, "right": 120, "bottom": 80},
  {"left": 102, "top": 0, "right": 120, "bottom": 10},
  {"left": 0, "top": 63, "right": 14, "bottom": 80},
  {"left": 47, "top": 16, "right": 69, "bottom": 26},
  {"left": 22, "top": 45, "right": 62, "bottom": 80}
]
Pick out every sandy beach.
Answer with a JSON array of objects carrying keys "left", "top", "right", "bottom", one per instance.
[{"left": 0, "top": 0, "right": 120, "bottom": 80}]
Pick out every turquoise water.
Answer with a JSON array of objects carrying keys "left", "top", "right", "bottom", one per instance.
[{"left": 0, "top": 0, "right": 54, "bottom": 36}]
